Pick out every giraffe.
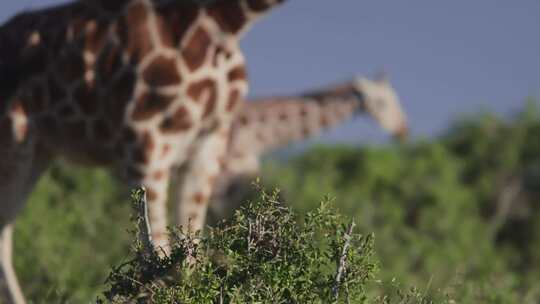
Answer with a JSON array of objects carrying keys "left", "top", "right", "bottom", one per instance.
[
  {"left": 183, "top": 76, "right": 408, "bottom": 221},
  {"left": 0, "top": 0, "right": 286, "bottom": 302}
]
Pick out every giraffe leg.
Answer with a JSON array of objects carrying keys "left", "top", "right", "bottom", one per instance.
[
  {"left": 207, "top": 153, "right": 261, "bottom": 223},
  {"left": 0, "top": 143, "right": 50, "bottom": 304},
  {"left": 174, "top": 129, "right": 229, "bottom": 234},
  {"left": 125, "top": 165, "right": 172, "bottom": 254},
  {"left": 124, "top": 175, "right": 170, "bottom": 255},
  {"left": 0, "top": 225, "right": 25, "bottom": 304},
  {"left": 143, "top": 176, "right": 170, "bottom": 253},
  {"left": 0, "top": 152, "right": 29, "bottom": 304}
]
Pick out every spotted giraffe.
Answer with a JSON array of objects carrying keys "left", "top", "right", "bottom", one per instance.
[
  {"left": 0, "top": 0, "right": 285, "bottom": 302},
  {"left": 180, "top": 76, "right": 408, "bottom": 221}
]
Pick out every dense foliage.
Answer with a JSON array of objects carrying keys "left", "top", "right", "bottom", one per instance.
[
  {"left": 12, "top": 102, "right": 540, "bottom": 302},
  {"left": 99, "top": 188, "right": 377, "bottom": 303},
  {"left": 261, "top": 103, "right": 540, "bottom": 301}
]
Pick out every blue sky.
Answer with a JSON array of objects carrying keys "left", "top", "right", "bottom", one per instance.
[{"left": 2, "top": 1, "right": 540, "bottom": 144}]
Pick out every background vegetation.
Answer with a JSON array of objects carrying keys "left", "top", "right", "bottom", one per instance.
[{"left": 12, "top": 103, "right": 540, "bottom": 302}]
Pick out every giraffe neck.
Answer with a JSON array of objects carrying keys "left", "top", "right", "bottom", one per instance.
[{"left": 229, "top": 81, "right": 364, "bottom": 157}]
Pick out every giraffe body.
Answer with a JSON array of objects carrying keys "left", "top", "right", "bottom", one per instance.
[
  {"left": 0, "top": 1, "right": 284, "bottom": 302},
  {"left": 1, "top": 0, "right": 251, "bottom": 245}
]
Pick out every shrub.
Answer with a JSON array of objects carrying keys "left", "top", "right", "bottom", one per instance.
[{"left": 99, "top": 187, "right": 377, "bottom": 303}]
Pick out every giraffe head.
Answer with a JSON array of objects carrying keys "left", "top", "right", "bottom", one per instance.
[{"left": 353, "top": 76, "right": 408, "bottom": 141}]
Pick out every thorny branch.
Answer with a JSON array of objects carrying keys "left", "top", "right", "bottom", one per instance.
[
  {"left": 133, "top": 187, "right": 155, "bottom": 257},
  {"left": 332, "top": 221, "right": 356, "bottom": 301}
]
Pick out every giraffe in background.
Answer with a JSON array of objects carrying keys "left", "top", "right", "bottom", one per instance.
[
  {"left": 179, "top": 76, "right": 408, "bottom": 221},
  {"left": 0, "top": 0, "right": 287, "bottom": 302}
]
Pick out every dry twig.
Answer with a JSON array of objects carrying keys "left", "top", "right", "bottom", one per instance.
[
  {"left": 332, "top": 221, "right": 356, "bottom": 301},
  {"left": 133, "top": 187, "right": 155, "bottom": 257}
]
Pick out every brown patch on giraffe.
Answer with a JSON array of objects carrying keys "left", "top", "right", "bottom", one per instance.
[
  {"left": 197, "top": 120, "right": 220, "bottom": 138},
  {"left": 301, "top": 126, "right": 312, "bottom": 137},
  {"left": 69, "top": 17, "right": 88, "bottom": 39},
  {"left": 246, "top": 0, "right": 280, "bottom": 12},
  {"left": 122, "top": 127, "right": 137, "bottom": 143},
  {"left": 208, "top": 175, "right": 218, "bottom": 186},
  {"left": 132, "top": 90, "right": 176, "bottom": 121},
  {"left": 11, "top": 102, "right": 24, "bottom": 116},
  {"left": 226, "top": 89, "right": 241, "bottom": 112},
  {"left": 24, "top": 83, "right": 47, "bottom": 114},
  {"left": 132, "top": 148, "right": 148, "bottom": 164},
  {"left": 161, "top": 144, "right": 172, "bottom": 158},
  {"left": 47, "top": 77, "right": 67, "bottom": 105},
  {"left": 57, "top": 104, "right": 77, "bottom": 119},
  {"left": 126, "top": 165, "right": 144, "bottom": 180},
  {"left": 97, "top": 43, "right": 123, "bottom": 85},
  {"left": 85, "top": 145, "right": 115, "bottom": 165},
  {"left": 18, "top": 38, "right": 48, "bottom": 78},
  {"left": 84, "top": 20, "right": 108, "bottom": 55},
  {"left": 279, "top": 111, "right": 288, "bottom": 121},
  {"left": 299, "top": 106, "right": 309, "bottom": 117},
  {"left": 118, "top": 2, "right": 153, "bottom": 63},
  {"left": 187, "top": 78, "right": 217, "bottom": 118},
  {"left": 124, "top": 2, "right": 149, "bottom": 30},
  {"left": 94, "top": 0, "right": 130, "bottom": 12},
  {"left": 207, "top": 2, "right": 246, "bottom": 34},
  {"left": 218, "top": 156, "right": 227, "bottom": 171},
  {"left": 320, "top": 116, "right": 330, "bottom": 128},
  {"left": 113, "top": 142, "right": 125, "bottom": 158},
  {"left": 63, "top": 120, "right": 87, "bottom": 140},
  {"left": 187, "top": 212, "right": 199, "bottom": 221},
  {"left": 192, "top": 192, "right": 208, "bottom": 205},
  {"left": 181, "top": 26, "right": 212, "bottom": 72},
  {"left": 232, "top": 151, "right": 246, "bottom": 159},
  {"left": 36, "top": 115, "right": 59, "bottom": 135},
  {"left": 146, "top": 187, "right": 159, "bottom": 201},
  {"left": 93, "top": 119, "right": 112, "bottom": 142},
  {"left": 238, "top": 114, "right": 249, "bottom": 126},
  {"left": 259, "top": 112, "right": 267, "bottom": 123},
  {"left": 160, "top": 106, "right": 193, "bottom": 134},
  {"left": 46, "top": 30, "right": 69, "bottom": 57},
  {"left": 142, "top": 55, "right": 182, "bottom": 87},
  {"left": 153, "top": 15, "right": 175, "bottom": 48},
  {"left": 156, "top": 4, "right": 199, "bottom": 46},
  {"left": 0, "top": 117, "right": 13, "bottom": 143},
  {"left": 142, "top": 131, "right": 155, "bottom": 151},
  {"left": 152, "top": 170, "right": 167, "bottom": 181},
  {"left": 107, "top": 69, "right": 136, "bottom": 122},
  {"left": 74, "top": 83, "right": 99, "bottom": 115},
  {"left": 227, "top": 66, "right": 247, "bottom": 83},
  {"left": 56, "top": 47, "right": 86, "bottom": 84},
  {"left": 133, "top": 131, "right": 155, "bottom": 164}
]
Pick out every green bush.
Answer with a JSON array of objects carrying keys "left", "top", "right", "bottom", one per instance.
[
  {"left": 100, "top": 186, "right": 533, "bottom": 303},
  {"left": 99, "top": 187, "right": 377, "bottom": 303}
]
